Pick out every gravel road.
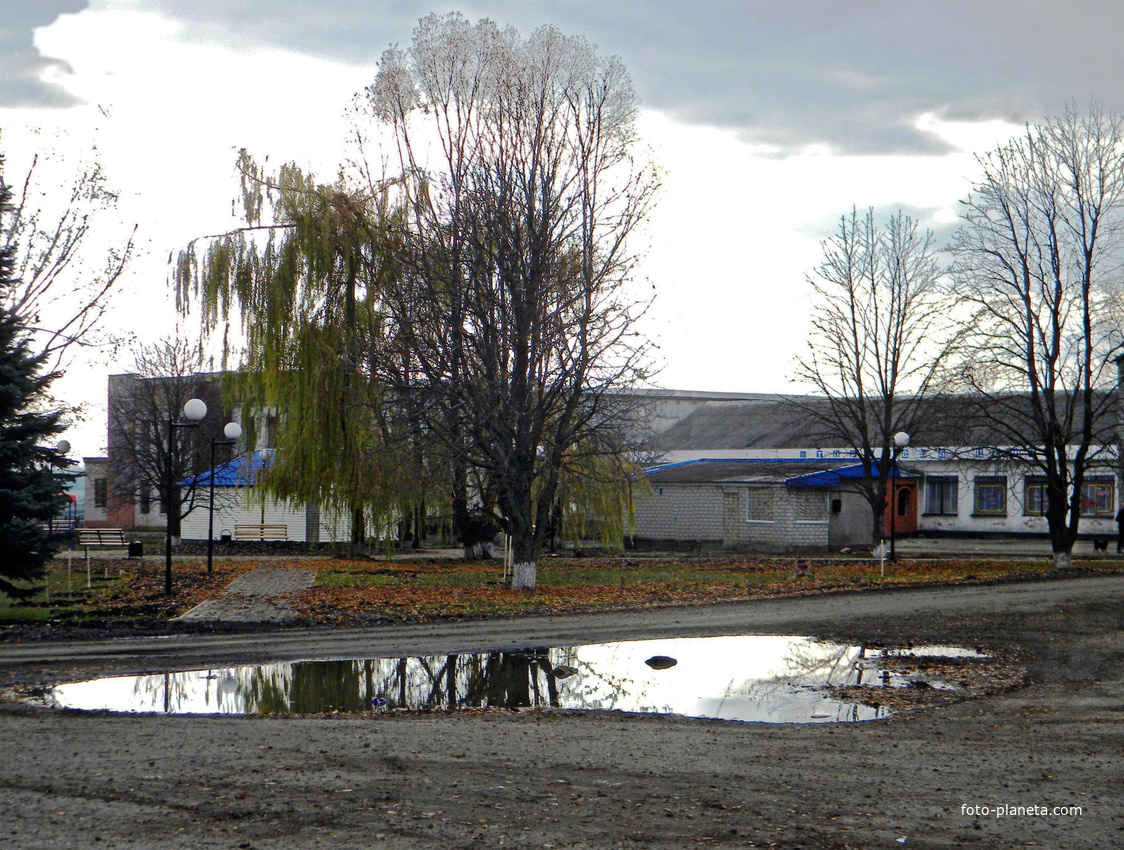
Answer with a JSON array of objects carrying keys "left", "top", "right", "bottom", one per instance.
[{"left": 1, "top": 574, "right": 1121, "bottom": 848}]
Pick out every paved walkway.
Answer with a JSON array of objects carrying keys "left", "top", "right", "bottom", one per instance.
[
  {"left": 893, "top": 535, "right": 1121, "bottom": 559},
  {"left": 175, "top": 568, "right": 317, "bottom": 623}
]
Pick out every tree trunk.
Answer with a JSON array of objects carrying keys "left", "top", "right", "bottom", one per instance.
[
  {"left": 869, "top": 490, "right": 886, "bottom": 558},
  {"left": 509, "top": 527, "right": 537, "bottom": 590},
  {"left": 511, "top": 561, "right": 537, "bottom": 590},
  {"left": 1052, "top": 550, "right": 1074, "bottom": 569},
  {"left": 350, "top": 506, "right": 366, "bottom": 548},
  {"left": 1045, "top": 481, "right": 1076, "bottom": 569}
]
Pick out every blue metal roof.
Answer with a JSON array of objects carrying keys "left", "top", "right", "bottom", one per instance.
[
  {"left": 640, "top": 456, "right": 836, "bottom": 476},
  {"left": 785, "top": 462, "right": 916, "bottom": 488},
  {"left": 179, "top": 450, "right": 273, "bottom": 487}
]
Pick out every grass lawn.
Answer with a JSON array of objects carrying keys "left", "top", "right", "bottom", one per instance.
[
  {"left": 296, "top": 554, "right": 1123, "bottom": 623},
  {"left": 3, "top": 550, "right": 1119, "bottom": 628}
]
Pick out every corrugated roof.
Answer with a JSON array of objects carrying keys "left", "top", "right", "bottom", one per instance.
[
  {"left": 642, "top": 458, "right": 853, "bottom": 484},
  {"left": 645, "top": 392, "right": 1118, "bottom": 452},
  {"left": 641, "top": 458, "right": 918, "bottom": 486},
  {"left": 785, "top": 462, "right": 916, "bottom": 488},
  {"left": 179, "top": 450, "right": 273, "bottom": 487},
  {"left": 648, "top": 397, "right": 830, "bottom": 450}
]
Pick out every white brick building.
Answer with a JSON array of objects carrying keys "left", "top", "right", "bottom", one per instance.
[
  {"left": 633, "top": 460, "right": 881, "bottom": 551},
  {"left": 632, "top": 392, "right": 1120, "bottom": 551}
]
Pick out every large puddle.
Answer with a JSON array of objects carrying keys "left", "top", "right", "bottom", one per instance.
[{"left": 37, "top": 636, "right": 987, "bottom": 723}]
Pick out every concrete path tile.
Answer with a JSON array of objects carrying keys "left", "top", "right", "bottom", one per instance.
[{"left": 176, "top": 568, "right": 317, "bottom": 623}]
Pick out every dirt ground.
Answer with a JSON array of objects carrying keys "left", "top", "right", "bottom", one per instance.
[{"left": 0, "top": 574, "right": 1122, "bottom": 849}]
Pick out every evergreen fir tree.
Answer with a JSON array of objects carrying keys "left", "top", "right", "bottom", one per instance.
[{"left": 0, "top": 159, "right": 72, "bottom": 597}]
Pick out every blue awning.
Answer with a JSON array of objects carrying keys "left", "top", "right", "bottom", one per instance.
[
  {"left": 179, "top": 449, "right": 273, "bottom": 487},
  {"left": 786, "top": 462, "right": 916, "bottom": 488}
]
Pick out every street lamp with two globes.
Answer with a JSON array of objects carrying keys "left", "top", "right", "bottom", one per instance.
[{"left": 164, "top": 398, "right": 239, "bottom": 594}]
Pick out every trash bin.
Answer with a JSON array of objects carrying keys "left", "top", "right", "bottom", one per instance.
[
  {"left": 128, "top": 539, "right": 143, "bottom": 558},
  {"left": 220, "top": 531, "right": 232, "bottom": 543}
]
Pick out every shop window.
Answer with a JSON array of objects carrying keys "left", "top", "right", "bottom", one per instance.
[
  {"left": 973, "top": 476, "right": 1007, "bottom": 516},
  {"left": 1080, "top": 477, "right": 1115, "bottom": 517},
  {"left": 925, "top": 476, "right": 958, "bottom": 515},
  {"left": 1024, "top": 476, "right": 1047, "bottom": 516}
]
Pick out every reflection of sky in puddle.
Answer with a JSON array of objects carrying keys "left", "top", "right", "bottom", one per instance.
[{"left": 43, "top": 636, "right": 984, "bottom": 723}]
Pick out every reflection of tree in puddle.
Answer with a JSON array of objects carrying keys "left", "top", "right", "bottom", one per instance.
[
  {"left": 129, "top": 669, "right": 247, "bottom": 714},
  {"left": 50, "top": 636, "right": 974, "bottom": 721},
  {"left": 685, "top": 639, "right": 863, "bottom": 718},
  {"left": 776, "top": 638, "right": 865, "bottom": 685},
  {"left": 550, "top": 647, "right": 655, "bottom": 713},
  {"left": 118, "top": 648, "right": 673, "bottom": 715},
  {"left": 225, "top": 651, "right": 572, "bottom": 714},
  {"left": 698, "top": 639, "right": 885, "bottom": 722}
]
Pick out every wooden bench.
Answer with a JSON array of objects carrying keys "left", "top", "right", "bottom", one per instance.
[
  {"left": 78, "top": 528, "right": 128, "bottom": 549},
  {"left": 72, "top": 528, "right": 132, "bottom": 587},
  {"left": 234, "top": 524, "right": 289, "bottom": 541}
]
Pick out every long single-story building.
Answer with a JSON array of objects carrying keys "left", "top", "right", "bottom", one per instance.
[
  {"left": 631, "top": 393, "right": 1119, "bottom": 551},
  {"left": 84, "top": 377, "right": 1120, "bottom": 551},
  {"left": 632, "top": 458, "right": 914, "bottom": 551}
]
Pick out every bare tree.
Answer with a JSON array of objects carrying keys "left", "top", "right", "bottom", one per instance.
[
  {"left": 108, "top": 338, "right": 233, "bottom": 543},
  {"left": 0, "top": 146, "right": 136, "bottom": 370},
  {"left": 795, "top": 207, "right": 954, "bottom": 549},
  {"left": 367, "top": 13, "right": 659, "bottom": 587},
  {"left": 949, "top": 104, "right": 1124, "bottom": 569}
]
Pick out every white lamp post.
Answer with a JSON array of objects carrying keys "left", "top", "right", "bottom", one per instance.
[
  {"left": 207, "top": 420, "right": 242, "bottom": 574},
  {"left": 165, "top": 398, "right": 207, "bottom": 595},
  {"left": 51, "top": 440, "right": 72, "bottom": 535},
  {"left": 889, "top": 431, "right": 910, "bottom": 562}
]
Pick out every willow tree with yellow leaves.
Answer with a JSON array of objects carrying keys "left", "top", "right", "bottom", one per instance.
[{"left": 174, "top": 152, "right": 438, "bottom": 545}]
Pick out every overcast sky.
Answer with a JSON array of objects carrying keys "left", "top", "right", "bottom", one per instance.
[{"left": 2, "top": 0, "right": 1121, "bottom": 455}]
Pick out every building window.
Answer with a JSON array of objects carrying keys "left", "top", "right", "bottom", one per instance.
[
  {"left": 1080, "top": 476, "right": 1115, "bottom": 517},
  {"left": 93, "top": 478, "right": 107, "bottom": 508},
  {"left": 925, "top": 476, "right": 958, "bottom": 515},
  {"left": 973, "top": 476, "right": 1007, "bottom": 516},
  {"left": 140, "top": 489, "right": 151, "bottom": 515},
  {"left": 1024, "top": 476, "right": 1047, "bottom": 516},
  {"left": 793, "top": 490, "right": 826, "bottom": 522},
  {"left": 746, "top": 487, "right": 774, "bottom": 523}
]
